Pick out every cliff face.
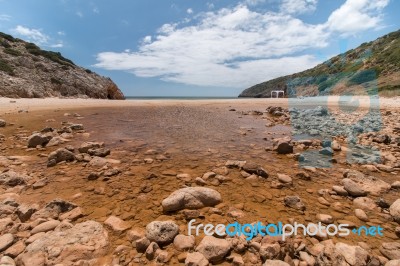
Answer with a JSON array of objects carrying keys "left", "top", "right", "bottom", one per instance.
[
  {"left": 239, "top": 29, "right": 400, "bottom": 98},
  {"left": 0, "top": 32, "right": 125, "bottom": 99}
]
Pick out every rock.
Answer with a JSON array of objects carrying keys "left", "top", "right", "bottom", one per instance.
[
  {"left": 31, "top": 199, "right": 76, "bottom": 220},
  {"left": 145, "top": 221, "right": 179, "bottom": 245},
  {"left": 274, "top": 138, "right": 293, "bottom": 154},
  {"left": 380, "top": 242, "right": 400, "bottom": 260},
  {"left": 16, "top": 204, "right": 37, "bottom": 222},
  {"left": 242, "top": 163, "right": 268, "bottom": 178},
  {"left": 376, "top": 198, "right": 390, "bottom": 209},
  {"left": 342, "top": 178, "right": 367, "bottom": 197},
  {"left": 27, "top": 133, "right": 52, "bottom": 148},
  {"left": 88, "top": 156, "right": 108, "bottom": 167},
  {"left": 185, "top": 252, "right": 209, "bottom": 266},
  {"left": 162, "top": 187, "right": 222, "bottom": 212},
  {"left": 145, "top": 242, "right": 159, "bottom": 260},
  {"left": 299, "top": 251, "right": 316, "bottom": 266},
  {"left": 353, "top": 197, "right": 377, "bottom": 211},
  {"left": 78, "top": 142, "right": 104, "bottom": 153},
  {"left": 385, "top": 260, "right": 400, "bottom": 266},
  {"left": 277, "top": 174, "right": 292, "bottom": 184},
  {"left": 104, "top": 216, "right": 131, "bottom": 233},
  {"left": 263, "top": 260, "right": 290, "bottom": 266},
  {"left": 392, "top": 181, "right": 400, "bottom": 189},
  {"left": 332, "top": 140, "right": 341, "bottom": 151},
  {"left": 259, "top": 243, "right": 280, "bottom": 260},
  {"left": 319, "top": 147, "right": 333, "bottom": 156},
  {"left": 87, "top": 148, "right": 110, "bottom": 157},
  {"left": 173, "top": 234, "right": 195, "bottom": 251},
  {"left": 48, "top": 148, "right": 75, "bottom": 165},
  {"left": 335, "top": 242, "right": 369, "bottom": 265},
  {"left": 225, "top": 160, "right": 246, "bottom": 168},
  {"left": 389, "top": 199, "right": 400, "bottom": 223},
  {"left": 87, "top": 172, "right": 99, "bottom": 180},
  {"left": 31, "top": 220, "right": 61, "bottom": 234},
  {"left": 59, "top": 207, "right": 83, "bottom": 221},
  {"left": 0, "top": 120, "right": 6, "bottom": 127},
  {"left": 69, "top": 124, "right": 84, "bottom": 130},
  {"left": 136, "top": 237, "right": 151, "bottom": 253},
  {"left": 284, "top": 196, "right": 306, "bottom": 211},
  {"left": 355, "top": 209, "right": 369, "bottom": 222},
  {"left": 17, "top": 221, "right": 109, "bottom": 265},
  {"left": 316, "top": 214, "right": 333, "bottom": 224},
  {"left": 0, "top": 171, "right": 28, "bottom": 187},
  {"left": 0, "top": 256, "right": 15, "bottom": 266},
  {"left": 332, "top": 186, "right": 348, "bottom": 196},
  {"left": 373, "top": 134, "right": 391, "bottom": 144},
  {"left": 4, "top": 241, "right": 25, "bottom": 258},
  {"left": 0, "top": 234, "right": 14, "bottom": 252},
  {"left": 345, "top": 170, "right": 391, "bottom": 195},
  {"left": 195, "top": 236, "right": 231, "bottom": 263}
]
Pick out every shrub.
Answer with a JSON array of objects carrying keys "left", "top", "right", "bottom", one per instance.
[
  {"left": 50, "top": 77, "right": 62, "bottom": 85},
  {"left": 0, "top": 40, "right": 11, "bottom": 48},
  {"left": 4, "top": 48, "right": 22, "bottom": 56},
  {"left": 348, "top": 70, "right": 376, "bottom": 85},
  {"left": 0, "top": 59, "right": 14, "bottom": 75},
  {"left": 0, "top": 32, "right": 17, "bottom": 42},
  {"left": 85, "top": 68, "right": 92, "bottom": 74}
]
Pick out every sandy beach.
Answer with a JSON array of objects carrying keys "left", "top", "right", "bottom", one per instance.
[{"left": 0, "top": 96, "right": 400, "bottom": 265}]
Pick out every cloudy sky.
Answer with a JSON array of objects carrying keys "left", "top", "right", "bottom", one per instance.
[{"left": 0, "top": 0, "right": 398, "bottom": 96}]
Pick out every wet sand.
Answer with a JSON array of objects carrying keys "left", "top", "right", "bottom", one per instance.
[{"left": 0, "top": 97, "right": 399, "bottom": 265}]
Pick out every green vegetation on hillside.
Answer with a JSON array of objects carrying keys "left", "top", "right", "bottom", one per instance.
[
  {"left": 239, "top": 29, "right": 400, "bottom": 97},
  {"left": 0, "top": 59, "right": 14, "bottom": 75},
  {"left": 24, "top": 42, "right": 75, "bottom": 67}
]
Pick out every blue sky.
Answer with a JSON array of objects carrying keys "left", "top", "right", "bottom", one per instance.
[{"left": 0, "top": 0, "right": 399, "bottom": 97}]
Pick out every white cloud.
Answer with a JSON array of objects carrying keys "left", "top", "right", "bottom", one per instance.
[
  {"left": 243, "top": 0, "right": 267, "bottom": 6},
  {"left": 50, "top": 42, "right": 64, "bottom": 48},
  {"left": 95, "top": 5, "right": 328, "bottom": 88},
  {"left": 0, "top": 14, "right": 11, "bottom": 21},
  {"left": 76, "top": 11, "right": 83, "bottom": 18},
  {"left": 142, "top": 35, "right": 152, "bottom": 44},
  {"left": 57, "top": 31, "right": 66, "bottom": 36},
  {"left": 94, "top": 0, "right": 390, "bottom": 88},
  {"left": 206, "top": 2, "right": 215, "bottom": 9},
  {"left": 327, "top": 0, "right": 389, "bottom": 35},
  {"left": 93, "top": 7, "right": 100, "bottom": 14},
  {"left": 187, "top": 8, "right": 193, "bottom": 14},
  {"left": 280, "top": 0, "right": 318, "bottom": 14},
  {"left": 12, "top": 25, "right": 49, "bottom": 44}
]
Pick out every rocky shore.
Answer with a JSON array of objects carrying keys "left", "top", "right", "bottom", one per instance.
[{"left": 0, "top": 99, "right": 399, "bottom": 265}]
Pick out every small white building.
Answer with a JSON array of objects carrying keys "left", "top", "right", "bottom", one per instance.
[{"left": 271, "top": 90, "right": 284, "bottom": 98}]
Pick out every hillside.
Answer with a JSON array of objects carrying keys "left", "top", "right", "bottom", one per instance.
[
  {"left": 239, "top": 29, "right": 400, "bottom": 98},
  {"left": 0, "top": 32, "right": 124, "bottom": 99}
]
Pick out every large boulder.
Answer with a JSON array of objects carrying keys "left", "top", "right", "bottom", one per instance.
[
  {"left": 335, "top": 242, "right": 369, "bottom": 266},
  {"left": 344, "top": 170, "right": 391, "bottom": 196},
  {"left": 273, "top": 137, "right": 293, "bottom": 154},
  {"left": 48, "top": 148, "right": 75, "bottom": 166},
  {"left": 145, "top": 221, "right": 179, "bottom": 246},
  {"left": 16, "top": 221, "right": 109, "bottom": 265},
  {"left": 162, "top": 187, "right": 222, "bottom": 212},
  {"left": 342, "top": 178, "right": 367, "bottom": 197},
  {"left": 380, "top": 242, "right": 400, "bottom": 260},
  {"left": 27, "top": 133, "right": 52, "bottom": 148},
  {"left": 195, "top": 236, "right": 231, "bottom": 263},
  {"left": 389, "top": 199, "right": 400, "bottom": 223},
  {"left": 0, "top": 171, "right": 29, "bottom": 187}
]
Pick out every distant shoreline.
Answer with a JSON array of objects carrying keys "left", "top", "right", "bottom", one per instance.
[{"left": 0, "top": 96, "right": 399, "bottom": 114}]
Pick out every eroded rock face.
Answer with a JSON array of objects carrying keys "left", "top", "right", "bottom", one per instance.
[
  {"left": 0, "top": 33, "right": 124, "bottom": 99},
  {"left": 16, "top": 221, "right": 109, "bottom": 265},
  {"left": 162, "top": 187, "right": 222, "bottom": 212}
]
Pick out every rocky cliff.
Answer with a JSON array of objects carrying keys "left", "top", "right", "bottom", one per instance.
[
  {"left": 239, "top": 29, "right": 400, "bottom": 98},
  {"left": 0, "top": 32, "right": 125, "bottom": 99}
]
